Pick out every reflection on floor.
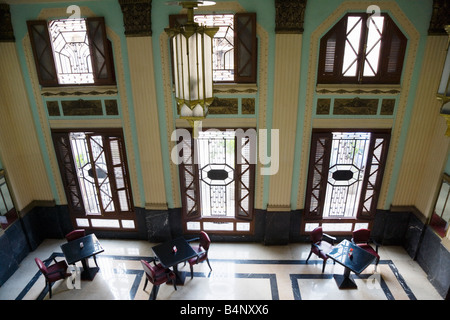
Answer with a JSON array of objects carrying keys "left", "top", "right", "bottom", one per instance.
[{"left": 0, "top": 238, "right": 443, "bottom": 300}]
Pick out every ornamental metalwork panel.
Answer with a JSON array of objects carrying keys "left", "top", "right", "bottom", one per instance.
[{"left": 323, "top": 132, "right": 371, "bottom": 218}]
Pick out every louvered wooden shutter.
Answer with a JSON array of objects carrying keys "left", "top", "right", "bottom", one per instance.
[
  {"left": 52, "top": 132, "right": 85, "bottom": 215},
  {"left": 378, "top": 16, "right": 407, "bottom": 84},
  {"left": 103, "top": 134, "right": 134, "bottom": 213},
  {"left": 357, "top": 132, "right": 390, "bottom": 219},
  {"left": 317, "top": 17, "right": 346, "bottom": 84},
  {"left": 177, "top": 134, "right": 201, "bottom": 220},
  {"left": 86, "top": 17, "right": 116, "bottom": 85},
  {"left": 27, "top": 20, "right": 58, "bottom": 87},
  {"left": 235, "top": 135, "right": 255, "bottom": 221},
  {"left": 234, "top": 13, "right": 257, "bottom": 83},
  {"left": 304, "top": 132, "right": 332, "bottom": 219}
]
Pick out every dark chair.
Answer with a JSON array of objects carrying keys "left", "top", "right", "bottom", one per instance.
[
  {"left": 352, "top": 228, "right": 380, "bottom": 270},
  {"left": 65, "top": 229, "right": 98, "bottom": 268},
  {"left": 305, "top": 226, "right": 336, "bottom": 273},
  {"left": 35, "top": 257, "right": 72, "bottom": 299},
  {"left": 141, "top": 259, "right": 177, "bottom": 300},
  {"left": 187, "top": 231, "right": 212, "bottom": 279}
]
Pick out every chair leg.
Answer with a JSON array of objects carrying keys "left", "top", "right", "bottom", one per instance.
[
  {"left": 173, "top": 280, "right": 177, "bottom": 291},
  {"left": 306, "top": 251, "right": 312, "bottom": 263},
  {"left": 206, "top": 258, "right": 212, "bottom": 271},
  {"left": 47, "top": 281, "right": 52, "bottom": 299},
  {"left": 143, "top": 278, "right": 148, "bottom": 291},
  {"left": 190, "top": 264, "right": 194, "bottom": 279},
  {"left": 150, "top": 285, "right": 160, "bottom": 300},
  {"left": 322, "top": 260, "right": 326, "bottom": 273},
  {"left": 93, "top": 255, "right": 99, "bottom": 268}
]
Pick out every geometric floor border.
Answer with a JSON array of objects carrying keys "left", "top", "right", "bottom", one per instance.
[{"left": 16, "top": 253, "right": 416, "bottom": 300}]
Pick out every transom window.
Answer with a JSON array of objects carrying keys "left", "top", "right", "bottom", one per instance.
[{"left": 318, "top": 13, "right": 407, "bottom": 84}]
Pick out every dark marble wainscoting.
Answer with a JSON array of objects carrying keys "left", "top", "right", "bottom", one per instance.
[
  {"left": 0, "top": 221, "right": 27, "bottom": 286},
  {"left": 264, "top": 211, "right": 291, "bottom": 245},
  {"left": 415, "top": 226, "right": 450, "bottom": 299}
]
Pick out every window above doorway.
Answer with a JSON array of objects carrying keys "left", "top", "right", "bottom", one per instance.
[
  {"left": 169, "top": 12, "right": 257, "bottom": 84},
  {"left": 317, "top": 13, "right": 407, "bottom": 85},
  {"left": 27, "top": 17, "right": 116, "bottom": 87}
]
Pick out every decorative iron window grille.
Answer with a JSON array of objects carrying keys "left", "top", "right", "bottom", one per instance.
[
  {"left": 194, "top": 14, "right": 234, "bottom": 82},
  {"left": 48, "top": 19, "right": 94, "bottom": 85}
]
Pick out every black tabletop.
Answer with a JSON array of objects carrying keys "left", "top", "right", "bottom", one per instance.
[
  {"left": 60, "top": 233, "right": 104, "bottom": 265},
  {"left": 326, "top": 239, "right": 376, "bottom": 274},
  {"left": 152, "top": 237, "right": 197, "bottom": 268}
]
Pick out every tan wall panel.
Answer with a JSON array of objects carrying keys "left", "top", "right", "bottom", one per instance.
[
  {"left": 267, "top": 34, "right": 302, "bottom": 210},
  {"left": 126, "top": 37, "right": 167, "bottom": 210},
  {"left": 393, "top": 36, "right": 448, "bottom": 208},
  {"left": 0, "top": 43, "right": 53, "bottom": 210}
]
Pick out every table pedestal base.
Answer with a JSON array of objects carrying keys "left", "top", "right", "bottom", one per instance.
[
  {"left": 167, "top": 269, "right": 188, "bottom": 286},
  {"left": 334, "top": 267, "right": 357, "bottom": 289},
  {"left": 80, "top": 258, "right": 99, "bottom": 281}
]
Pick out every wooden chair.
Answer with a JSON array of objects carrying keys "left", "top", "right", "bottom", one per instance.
[
  {"left": 187, "top": 231, "right": 212, "bottom": 279},
  {"left": 352, "top": 228, "right": 380, "bottom": 270},
  {"left": 35, "top": 257, "right": 72, "bottom": 299},
  {"left": 141, "top": 259, "right": 177, "bottom": 300},
  {"left": 305, "top": 227, "right": 336, "bottom": 273}
]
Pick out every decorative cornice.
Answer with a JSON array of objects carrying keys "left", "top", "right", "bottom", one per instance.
[
  {"left": 316, "top": 84, "right": 401, "bottom": 95},
  {"left": 275, "top": 0, "right": 307, "bottom": 34},
  {"left": 428, "top": 0, "right": 450, "bottom": 35},
  {"left": 118, "top": 0, "right": 152, "bottom": 37},
  {"left": 0, "top": 4, "right": 15, "bottom": 42}
]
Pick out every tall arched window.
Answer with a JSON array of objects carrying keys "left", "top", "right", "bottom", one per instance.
[{"left": 317, "top": 13, "right": 407, "bottom": 84}]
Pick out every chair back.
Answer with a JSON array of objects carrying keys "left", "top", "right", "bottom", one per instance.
[
  {"left": 310, "top": 227, "right": 323, "bottom": 243},
  {"left": 35, "top": 258, "right": 48, "bottom": 276},
  {"left": 352, "top": 228, "right": 371, "bottom": 244},
  {"left": 199, "top": 231, "right": 211, "bottom": 251},
  {"left": 141, "top": 260, "right": 157, "bottom": 284},
  {"left": 65, "top": 229, "right": 85, "bottom": 242}
]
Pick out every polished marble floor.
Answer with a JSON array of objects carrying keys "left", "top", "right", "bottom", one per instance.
[{"left": 0, "top": 238, "right": 444, "bottom": 300}]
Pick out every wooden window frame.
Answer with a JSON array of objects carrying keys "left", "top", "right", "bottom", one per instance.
[
  {"left": 317, "top": 13, "right": 407, "bottom": 85},
  {"left": 303, "top": 129, "right": 391, "bottom": 235},
  {"left": 168, "top": 12, "right": 257, "bottom": 84},
  {"left": 177, "top": 128, "right": 256, "bottom": 235},
  {"left": 52, "top": 128, "right": 135, "bottom": 232},
  {"left": 27, "top": 17, "right": 116, "bottom": 87}
]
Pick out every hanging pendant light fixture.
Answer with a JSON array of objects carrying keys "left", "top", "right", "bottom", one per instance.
[{"left": 165, "top": 1, "right": 218, "bottom": 127}]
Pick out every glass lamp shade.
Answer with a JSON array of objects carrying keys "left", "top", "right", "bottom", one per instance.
[{"left": 168, "top": 25, "right": 218, "bottom": 121}]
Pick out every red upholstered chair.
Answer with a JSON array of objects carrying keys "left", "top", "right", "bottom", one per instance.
[
  {"left": 35, "top": 257, "right": 72, "bottom": 299},
  {"left": 187, "top": 231, "right": 212, "bottom": 279},
  {"left": 141, "top": 259, "right": 177, "bottom": 300},
  {"left": 65, "top": 229, "right": 98, "bottom": 268},
  {"left": 305, "top": 227, "right": 336, "bottom": 273},
  {"left": 352, "top": 228, "right": 380, "bottom": 270}
]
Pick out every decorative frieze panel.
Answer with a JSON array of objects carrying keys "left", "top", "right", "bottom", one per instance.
[
  {"left": 316, "top": 97, "right": 397, "bottom": 116},
  {"left": 275, "top": 0, "right": 307, "bottom": 34},
  {"left": 333, "top": 98, "right": 378, "bottom": 115},
  {"left": 46, "top": 99, "right": 120, "bottom": 117},
  {"left": 119, "top": 0, "right": 152, "bottom": 37},
  {"left": 428, "top": 0, "right": 450, "bottom": 35},
  {"left": 0, "top": 4, "right": 15, "bottom": 42}
]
